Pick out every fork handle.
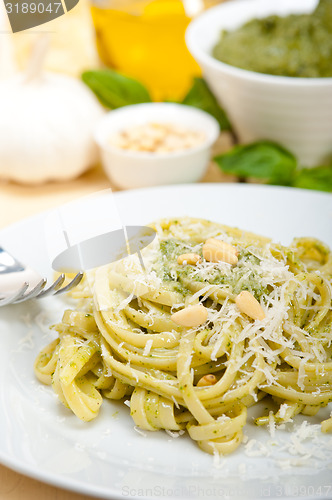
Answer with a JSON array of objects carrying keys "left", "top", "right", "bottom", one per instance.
[
  {"left": 0, "top": 246, "right": 25, "bottom": 274},
  {"left": 0, "top": 246, "right": 41, "bottom": 294}
]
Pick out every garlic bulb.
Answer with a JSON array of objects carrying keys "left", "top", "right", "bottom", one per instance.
[{"left": 0, "top": 36, "right": 104, "bottom": 184}]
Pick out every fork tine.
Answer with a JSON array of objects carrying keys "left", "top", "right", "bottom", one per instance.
[
  {"left": 53, "top": 271, "right": 84, "bottom": 296},
  {"left": 0, "top": 271, "right": 83, "bottom": 306},
  {"left": 0, "top": 282, "right": 30, "bottom": 306},
  {"left": 36, "top": 274, "right": 65, "bottom": 298},
  {"left": 14, "top": 278, "right": 47, "bottom": 303}
]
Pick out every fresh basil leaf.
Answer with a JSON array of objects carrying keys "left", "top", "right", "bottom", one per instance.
[
  {"left": 214, "top": 141, "right": 297, "bottom": 185},
  {"left": 293, "top": 165, "right": 332, "bottom": 192},
  {"left": 182, "top": 78, "right": 231, "bottom": 131},
  {"left": 82, "top": 69, "right": 151, "bottom": 109}
]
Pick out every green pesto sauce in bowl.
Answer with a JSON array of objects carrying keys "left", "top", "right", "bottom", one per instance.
[{"left": 212, "top": 0, "right": 332, "bottom": 78}]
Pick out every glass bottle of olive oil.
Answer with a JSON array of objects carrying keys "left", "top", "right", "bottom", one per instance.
[{"left": 90, "top": 0, "right": 220, "bottom": 101}]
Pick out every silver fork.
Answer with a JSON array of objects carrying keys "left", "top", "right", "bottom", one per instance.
[{"left": 0, "top": 246, "right": 83, "bottom": 306}]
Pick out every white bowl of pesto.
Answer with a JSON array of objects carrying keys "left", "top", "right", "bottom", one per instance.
[
  {"left": 94, "top": 103, "right": 219, "bottom": 189},
  {"left": 186, "top": 0, "right": 332, "bottom": 167}
]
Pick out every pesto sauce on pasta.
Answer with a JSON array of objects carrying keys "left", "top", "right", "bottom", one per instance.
[{"left": 34, "top": 217, "right": 332, "bottom": 455}]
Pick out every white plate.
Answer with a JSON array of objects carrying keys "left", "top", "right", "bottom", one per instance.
[{"left": 0, "top": 184, "right": 332, "bottom": 500}]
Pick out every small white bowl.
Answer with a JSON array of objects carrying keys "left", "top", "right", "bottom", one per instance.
[
  {"left": 186, "top": 0, "right": 332, "bottom": 167},
  {"left": 94, "top": 103, "right": 220, "bottom": 189}
]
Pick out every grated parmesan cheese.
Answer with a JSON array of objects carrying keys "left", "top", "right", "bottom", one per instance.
[
  {"left": 165, "top": 429, "right": 185, "bottom": 438},
  {"left": 133, "top": 426, "right": 147, "bottom": 437},
  {"left": 171, "top": 396, "right": 180, "bottom": 409},
  {"left": 143, "top": 339, "right": 153, "bottom": 356},
  {"left": 245, "top": 439, "right": 271, "bottom": 457},
  {"left": 268, "top": 411, "right": 276, "bottom": 438}
]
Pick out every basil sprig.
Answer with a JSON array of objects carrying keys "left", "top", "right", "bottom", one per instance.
[
  {"left": 82, "top": 70, "right": 230, "bottom": 130},
  {"left": 293, "top": 166, "right": 332, "bottom": 192},
  {"left": 82, "top": 69, "right": 152, "bottom": 108},
  {"left": 214, "top": 141, "right": 332, "bottom": 192},
  {"left": 214, "top": 141, "right": 296, "bottom": 186},
  {"left": 181, "top": 77, "right": 231, "bottom": 131}
]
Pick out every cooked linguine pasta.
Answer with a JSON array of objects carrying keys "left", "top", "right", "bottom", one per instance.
[{"left": 34, "top": 218, "right": 332, "bottom": 455}]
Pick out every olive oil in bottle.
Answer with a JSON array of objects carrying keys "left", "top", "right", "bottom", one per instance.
[{"left": 91, "top": 0, "right": 206, "bottom": 100}]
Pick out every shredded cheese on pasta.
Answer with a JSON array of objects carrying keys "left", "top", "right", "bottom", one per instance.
[{"left": 34, "top": 217, "right": 332, "bottom": 455}]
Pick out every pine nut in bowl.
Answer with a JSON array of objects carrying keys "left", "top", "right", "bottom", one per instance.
[
  {"left": 94, "top": 103, "right": 220, "bottom": 189},
  {"left": 186, "top": 0, "right": 332, "bottom": 167}
]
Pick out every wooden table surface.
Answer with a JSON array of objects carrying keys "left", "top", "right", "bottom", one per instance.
[{"left": 0, "top": 133, "right": 235, "bottom": 500}]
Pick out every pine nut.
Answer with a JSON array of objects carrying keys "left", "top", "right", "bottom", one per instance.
[
  {"left": 197, "top": 374, "right": 217, "bottom": 387},
  {"left": 203, "top": 238, "right": 238, "bottom": 265},
  {"left": 177, "top": 253, "right": 202, "bottom": 265},
  {"left": 205, "top": 238, "right": 238, "bottom": 255},
  {"left": 171, "top": 304, "right": 208, "bottom": 328},
  {"left": 235, "top": 291, "right": 265, "bottom": 320},
  {"left": 108, "top": 122, "right": 206, "bottom": 153}
]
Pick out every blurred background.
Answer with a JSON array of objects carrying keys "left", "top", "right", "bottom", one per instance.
[
  {"left": 0, "top": 0, "right": 330, "bottom": 219},
  {"left": 0, "top": 0, "right": 225, "bottom": 101},
  {"left": 0, "top": 0, "right": 235, "bottom": 228}
]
